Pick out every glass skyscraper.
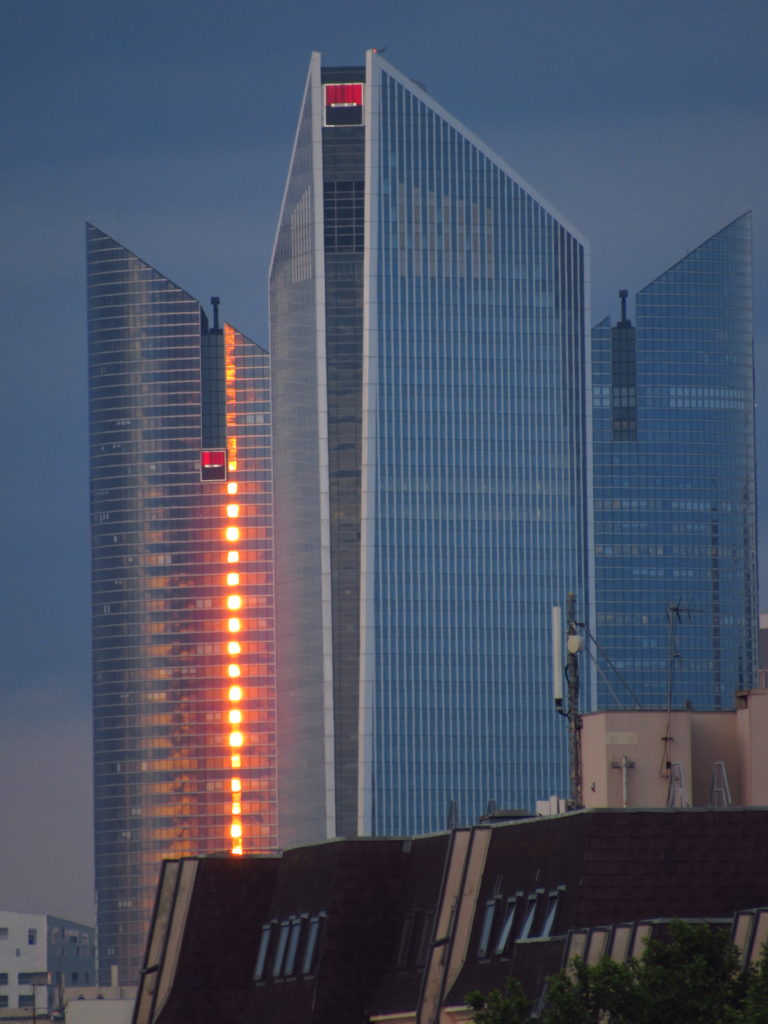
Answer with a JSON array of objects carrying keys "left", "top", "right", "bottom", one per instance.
[
  {"left": 86, "top": 225, "right": 276, "bottom": 983},
  {"left": 592, "top": 214, "right": 756, "bottom": 710},
  {"left": 270, "top": 52, "right": 589, "bottom": 846}
]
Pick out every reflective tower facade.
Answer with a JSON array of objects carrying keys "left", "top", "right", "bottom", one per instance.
[
  {"left": 270, "top": 53, "right": 589, "bottom": 846},
  {"left": 592, "top": 214, "right": 756, "bottom": 710},
  {"left": 86, "top": 225, "right": 276, "bottom": 983}
]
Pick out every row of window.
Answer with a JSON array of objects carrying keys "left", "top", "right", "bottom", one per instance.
[
  {"left": 0, "top": 928, "right": 36, "bottom": 944},
  {"left": 392, "top": 885, "right": 565, "bottom": 971},
  {"left": 595, "top": 498, "right": 746, "bottom": 512},
  {"left": 476, "top": 886, "right": 564, "bottom": 959},
  {"left": 4, "top": 971, "right": 85, "bottom": 984},
  {"left": 595, "top": 544, "right": 741, "bottom": 557},
  {"left": 253, "top": 914, "right": 325, "bottom": 982}
]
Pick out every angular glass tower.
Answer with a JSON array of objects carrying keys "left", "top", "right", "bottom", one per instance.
[
  {"left": 592, "top": 214, "right": 756, "bottom": 710},
  {"left": 86, "top": 225, "right": 276, "bottom": 983},
  {"left": 270, "top": 52, "right": 590, "bottom": 846}
]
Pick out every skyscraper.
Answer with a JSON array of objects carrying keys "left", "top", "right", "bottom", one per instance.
[
  {"left": 270, "top": 52, "right": 590, "bottom": 846},
  {"left": 592, "top": 214, "right": 756, "bottom": 710},
  {"left": 86, "top": 225, "right": 276, "bottom": 984}
]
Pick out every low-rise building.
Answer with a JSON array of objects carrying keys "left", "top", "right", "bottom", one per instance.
[
  {"left": 133, "top": 808, "right": 768, "bottom": 1023},
  {"left": 63, "top": 984, "right": 135, "bottom": 1024},
  {"left": 581, "top": 687, "right": 768, "bottom": 808},
  {"left": 0, "top": 910, "right": 94, "bottom": 1018}
]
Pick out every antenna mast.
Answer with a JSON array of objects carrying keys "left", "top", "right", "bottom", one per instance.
[
  {"left": 565, "top": 594, "right": 584, "bottom": 808},
  {"left": 554, "top": 595, "right": 584, "bottom": 808}
]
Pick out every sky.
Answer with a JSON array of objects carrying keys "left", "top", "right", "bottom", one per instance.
[{"left": 0, "top": 0, "right": 766, "bottom": 926}]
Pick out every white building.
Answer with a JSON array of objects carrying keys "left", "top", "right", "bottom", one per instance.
[{"left": 0, "top": 910, "right": 94, "bottom": 1017}]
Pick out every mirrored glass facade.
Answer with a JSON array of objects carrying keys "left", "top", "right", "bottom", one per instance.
[
  {"left": 86, "top": 225, "right": 276, "bottom": 984},
  {"left": 592, "top": 214, "right": 756, "bottom": 710},
  {"left": 270, "top": 52, "right": 589, "bottom": 845}
]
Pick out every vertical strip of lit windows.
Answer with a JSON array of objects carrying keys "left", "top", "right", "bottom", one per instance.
[{"left": 224, "top": 325, "right": 244, "bottom": 854}]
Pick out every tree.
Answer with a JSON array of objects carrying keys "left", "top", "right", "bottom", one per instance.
[
  {"left": 541, "top": 920, "right": 747, "bottom": 1024},
  {"left": 468, "top": 921, "right": 767, "bottom": 1024},
  {"left": 740, "top": 942, "right": 768, "bottom": 1024},
  {"left": 465, "top": 977, "right": 531, "bottom": 1024}
]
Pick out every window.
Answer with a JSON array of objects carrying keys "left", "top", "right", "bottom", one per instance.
[
  {"left": 565, "top": 929, "right": 589, "bottom": 965},
  {"left": 271, "top": 921, "right": 290, "bottom": 978},
  {"left": 477, "top": 899, "right": 498, "bottom": 958},
  {"left": 0, "top": 974, "right": 7, "bottom": 985},
  {"left": 748, "top": 910, "right": 768, "bottom": 966},
  {"left": 609, "top": 924, "right": 634, "bottom": 963},
  {"left": 302, "top": 914, "right": 325, "bottom": 975},
  {"left": 540, "top": 887, "right": 564, "bottom": 938},
  {"left": 253, "top": 923, "right": 272, "bottom": 982},
  {"left": 71, "top": 972, "right": 79, "bottom": 985},
  {"left": 0, "top": 995, "right": 7, "bottom": 1007},
  {"left": 518, "top": 891, "right": 543, "bottom": 941},
  {"left": 416, "top": 910, "right": 435, "bottom": 966},
  {"left": 28, "top": 929, "right": 37, "bottom": 945},
  {"left": 585, "top": 928, "right": 611, "bottom": 965},
  {"left": 19, "top": 994, "right": 34, "bottom": 1008},
  {"left": 396, "top": 912, "right": 415, "bottom": 969},
  {"left": 0, "top": 929, "right": 7, "bottom": 940},
  {"left": 283, "top": 917, "right": 304, "bottom": 976},
  {"left": 494, "top": 895, "right": 521, "bottom": 956}
]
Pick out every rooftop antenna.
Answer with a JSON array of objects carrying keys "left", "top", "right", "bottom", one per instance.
[
  {"left": 660, "top": 599, "right": 701, "bottom": 777},
  {"left": 211, "top": 296, "right": 221, "bottom": 331},
  {"left": 553, "top": 594, "right": 584, "bottom": 808}
]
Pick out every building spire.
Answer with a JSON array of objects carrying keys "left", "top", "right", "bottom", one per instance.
[{"left": 618, "top": 289, "right": 630, "bottom": 326}]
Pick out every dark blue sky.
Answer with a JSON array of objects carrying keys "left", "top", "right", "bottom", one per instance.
[{"left": 1, "top": 0, "right": 766, "bottom": 924}]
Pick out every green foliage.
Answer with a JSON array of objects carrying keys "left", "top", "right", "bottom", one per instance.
[
  {"left": 467, "top": 921, "right": 768, "bottom": 1024},
  {"left": 465, "top": 976, "right": 531, "bottom": 1024},
  {"left": 541, "top": 921, "right": 748, "bottom": 1024},
  {"left": 741, "top": 942, "right": 768, "bottom": 1024}
]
